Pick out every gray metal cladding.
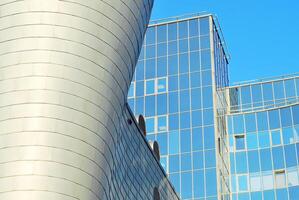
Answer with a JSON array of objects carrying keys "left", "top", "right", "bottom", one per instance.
[{"left": 0, "top": 0, "right": 180, "bottom": 200}]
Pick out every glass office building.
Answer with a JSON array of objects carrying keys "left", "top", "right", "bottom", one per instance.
[
  {"left": 227, "top": 75, "right": 299, "bottom": 200},
  {"left": 128, "top": 14, "right": 230, "bottom": 200}
]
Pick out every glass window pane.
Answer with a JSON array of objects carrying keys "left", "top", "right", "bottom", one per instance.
[
  {"left": 271, "top": 130, "right": 282, "bottom": 145},
  {"left": 181, "top": 172, "right": 192, "bottom": 199},
  {"left": 235, "top": 135, "right": 245, "bottom": 150},
  {"left": 262, "top": 172, "right": 274, "bottom": 190},
  {"left": 193, "top": 151, "right": 204, "bottom": 169},
  {"left": 168, "top": 55, "right": 178, "bottom": 75},
  {"left": 201, "top": 35, "right": 210, "bottom": 49},
  {"left": 192, "top": 110, "right": 202, "bottom": 127},
  {"left": 157, "top": 57, "right": 167, "bottom": 77},
  {"left": 168, "top": 23, "right": 177, "bottom": 41},
  {"left": 146, "top": 27, "right": 156, "bottom": 45},
  {"left": 258, "top": 131, "right": 270, "bottom": 148},
  {"left": 136, "top": 81, "right": 144, "bottom": 97},
  {"left": 136, "top": 61, "right": 144, "bottom": 81},
  {"left": 280, "top": 107, "right": 292, "bottom": 127},
  {"left": 180, "top": 129, "right": 191, "bottom": 153},
  {"left": 200, "top": 50, "right": 211, "bottom": 69},
  {"left": 169, "top": 155, "right": 179, "bottom": 172},
  {"left": 233, "top": 115, "right": 244, "bottom": 134},
  {"left": 274, "top": 81, "right": 285, "bottom": 102},
  {"left": 179, "top": 53, "right": 189, "bottom": 73},
  {"left": 275, "top": 171, "right": 286, "bottom": 188},
  {"left": 169, "top": 173, "right": 180, "bottom": 194},
  {"left": 292, "top": 105, "right": 299, "bottom": 125},
  {"left": 251, "top": 84, "right": 263, "bottom": 108},
  {"left": 181, "top": 153, "right": 191, "bottom": 171},
  {"left": 145, "top": 59, "right": 155, "bottom": 79},
  {"left": 203, "top": 126, "right": 215, "bottom": 149},
  {"left": 257, "top": 112, "right": 268, "bottom": 131},
  {"left": 146, "top": 45, "right": 155, "bottom": 58},
  {"left": 191, "top": 88, "right": 201, "bottom": 109},
  {"left": 190, "top": 51, "right": 200, "bottom": 72},
  {"left": 192, "top": 128, "right": 203, "bottom": 151},
  {"left": 200, "top": 17, "right": 210, "bottom": 36},
  {"left": 282, "top": 127, "right": 294, "bottom": 144},
  {"left": 157, "top": 133, "right": 167, "bottom": 155},
  {"left": 135, "top": 97, "right": 144, "bottom": 114},
  {"left": 179, "top": 21, "right": 188, "bottom": 39},
  {"left": 168, "top": 75, "right": 178, "bottom": 91},
  {"left": 179, "top": 39, "right": 188, "bottom": 53},
  {"left": 287, "top": 168, "right": 299, "bottom": 186},
  {"left": 179, "top": 74, "right": 189, "bottom": 90},
  {"left": 269, "top": 110, "right": 280, "bottom": 129},
  {"left": 146, "top": 117, "right": 155, "bottom": 133},
  {"left": 157, "top": 78, "right": 167, "bottom": 93},
  {"left": 202, "top": 70, "right": 212, "bottom": 86},
  {"left": 157, "top": 25, "right": 167, "bottom": 43},
  {"left": 250, "top": 174, "right": 262, "bottom": 191},
  {"left": 284, "top": 144, "right": 297, "bottom": 167},
  {"left": 260, "top": 149, "right": 272, "bottom": 171},
  {"left": 180, "top": 90, "right": 190, "bottom": 111},
  {"left": 205, "top": 169, "right": 217, "bottom": 196},
  {"left": 202, "top": 86, "right": 213, "bottom": 108},
  {"left": 248, "top": 150, "right": 260, "bottom": 173},
  {"left": 169, "top": 92, "right": 178, "bottom": 113},
  {"left": 189, "top": 19, "right": 199, "bottom": 37},
  {"left": 241, "top": 86, "right": 252, "bottom": 110},
  {"left": 128, "top": 82, "right": 134, "bottom": 97},
  {"left": 262, "top": 83, "right": 274, "bottom": 106},
  {"left": 247, "top": 133, "right": 258, "bottom": 150},
  {"left": 235, "top": 152, "right": 248, "bottom": 173},
  {"left": 190, "top": 37, "right": 199, "bottom": 51},
  {"left": 180, "top": 112, "right": 190, "bottom": 129},
  {"left": 145, "top": 95, "right": 155, "bottom": 117},
  {"left": 157, "top": 116, "right": 167, "bottom": 132},
  {"left": 193, "top": 170, "right": 204, "bottom": 198},
  {"left": 272, "top": 146, "right": 285, "bottom": 170},
  {"left": 146, "top": 79, "right": 155, "bottom": 94},
  {"left": 205, "top": 149, "right": 216, "bottom": 168},
  {"left": 169, "top": 114, "right": 179, "bottom": 130},
  {"left": 238, "top": 175, "right": 248, "bottom": 192},
  {"left": 245, "top": 113, "right": 256, "bottom": 133},
  {"left": 169, "top": 130, "right": 179, "bottom": 154},
  {"left": 190, "top": 72, "right": 201, "bottom": 88},
  {"left": 284, "top": 79, "right": 296, "bottom": 98}
]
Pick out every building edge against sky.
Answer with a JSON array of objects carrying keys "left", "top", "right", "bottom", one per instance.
[
  {"left": 128, "top": 12, "right": 299, "bottom": 200},
  {"left": 0, "top": 0, "right": 180, "bottom": 200}
]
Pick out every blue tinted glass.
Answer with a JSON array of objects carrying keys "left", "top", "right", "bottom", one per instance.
[
  {"left": 169, "top": 173, "right": 180, "bottom": 194},
  {"left": 200, "top": 17, "right": 210, "bottom": 36},
  {"left": 136, "top": 81, "right": 144, "bottom": 97},
  {"left": 168, "top": 75, "right": 178, "bottom": 91},
  {"left": 193, "top": 151, "right": 204, "bottom": 170},
  {"left": 257, "top": 112, "right": 268, "bottom": 131},
  {"left": 192, "top": 110, "right": 202, "bottom": 127},
  {"left": 297, "top": 78, "right": 299, "bottom": 96},
  {"left": 145, "top": 95, "right": 155, "bottom": 117},
  {"left": 145, "top": 59, "right": 155, "bottom": 79},
  {"left": 235, "top": 136, "right": 245, "bottom": 150},
  {"left": 135, "top": 61, "right": 144, "bottom": 80},
  {"left": 190, "top": 72, "right": 201, "bottom": 87},
  {"left": 262, "top": 83, "right": 274, "bottom": 105},
  {"left": 201, "top": 50, "right": 211, "bottom": 68},
  {"left": 248, "top": 150, "right": 260, "bottom": 172},
  {"left": 157, "top": 116, "right": 167, "bottom": 132},
  {"left": 230, "top": 153, "right": 235, "bottom": 174},
  {"left": 157, "top": 133, "right": 167, "bottom": 155},
  {"left": 179, "top": 74, "right": 189, "bottom": 89},
  {"left": 192, "top": 128, "right": 203, "bottom": 151},
  {"left": 168, "top": 55, "right": 178, "bottom": 75},
  {"left": 128, "top": 99, "right": 134, "bottom": 112},
  {"left": 276, "top": 189, "right": 288, "bottom": 200},
  {"left": 203, "top": 108, "right": 214, "bottom": 125},
  {"left": 238, "top": 193, "right": 250, "bottom": 200},
  {"left": 235, "top": 152, "right": 248, "bottom": 173},
  {"left": 157, "top": 57, "right": 167, "bottom": 77},
  {"left": 193, "top": 170, "right": 204, "bottom": 198},
  {"left": 135, "top": 97, "right": 144, "bottom": 115},
  {"left": 128, "top": 83, "right": 134, "bottom": 97},
  {"left": 202, "top": 86, "right": 213, "bottom": 108},
  {"left": 200, "top": 35, "right": 210, "bottom": 49},
  {"left": 272, "top": 146, "right": 285, "bottom": 169},
  {"left": 238, "top": 175, "right": 248, "bottom": 191},
  {"left": 180, "top": 112, "right": 190, "bottom": 129},
  {"left": 283, "top": 127, "right": 294, "bottom": 144},
  {"left": 251, "top": 84, "right": 263, "bottom": 108},
  {"left": 160, "top": 156, "right": 167, "bottom": 172},
  {"left": 247, "top": 133, "right": 258, "bottom": 150},
  {"left": 180, "top": 90, "right": 190, "bottom": 111},
  {"left": 168, "top": 41, "right": 177, "bottom": 55},
  {"left": 204, "top": 126, "right": 215, "bottom": 149},
  {"left": 190, "top": 37, "right": 200, "bottom": 51},
  {"left": 285, "top": 79, "right": 296, "bottom": 98},
  {"left": 179, "top": 21, "right": 188, "bottom": 38},
  {"left": 293, "top": 105, "right": 299, "bottom": 125},
  {"left": 202, "top": 70, "right": 212, "bottom": 86},
  {"left": 146, "top": 45, "right": 155, "bottom": 58},
  {"left": 258, "top": 131, "right": 270, "bottom": 148},
  {"left": 181, "top": 153, "right": 191, "bottom": 171},
  {"left": 190, "top": 51, "right": 200, "bottom": 72},
  {"left": 146, "top": 80, "right": 155, "bottom": 94},
  {"left": 181, "top": 129, "right": 191, "bottom": 153},
  {"left": 205, "top": 149, "right": 216, "bottom": 168},
  {"left": 169, "top": 92, "right": 178, "bottom": 113},
  {"left": 285, "top": 144, "right": 297, "bottom": 167},
  {"left": 228, "top": 116, "right": 233, "bottom": 135},
  {"left": 157, "top": 94, "right": 167, "bottom": 115},
  {"left": 169, "top": 130, "right": 179, "bottom": 154},
  {"left": 146, "top": 117, "right": 155, "bottom": 133},
  {"left": 271, "top": 130, "right": 281, "bottom": 145},
  {"left": 251, "top": 192, "right": 262, "bottom": 200},
  {"left": 263, "top": 190, "right": 275, "bottom": 200},
  {"left": 169, "top": 155, "right": 179, "bottom": 172},
  {"left": 189, "top": 19, "right": 199, "bottom": 37},
  {"left": 269, "top": 110, "right": 280, "bottom": 129},
  {"left": 168, "top": 23, "right": 177, "bottom": 41},
  {"left": 157, "top": 25, "right": 167, "bottom": 43},
  {"left": 233, "top": 115, "right": 244, "bottom": 134},
  {"left": 157, "top": 78, "right": 167, "bottom": 93},
  {"left": 260, "top": 148, "right": 272, "bottom": 171},
  {"left": 280, "top": 107, "right": 292, "bottom": 127},
  {"left": 274, "top": 81, "right": 285, "bottom": 100},
  {"left": 245, "top": 113, "right": 256, "bottom": 132},
  {"left": 179, "top": 53, "right": 189, "bottom": 73},
  {"left": 241, "top": 86, "right": 252, "bottom": 110},
  {"left": 179, "top": 39, "right": 188, "bottom": 52},
  {"left": 169, "top": 114, "right": 179, "bottom": 130},
  {"left": 191, "top": 88, "right": 201, "bottom": 109},
  {"left": 288, "top": 185, "right": 299, "bottom": 200},
  {"left": 181, "top": 172, "right": 192, "bottom": 199},
  {"left": 206, "top": 168, "right": 217, "bottom": 196},
  {"left": 146, "top": 27, "right": 156, "bottom": 45}
]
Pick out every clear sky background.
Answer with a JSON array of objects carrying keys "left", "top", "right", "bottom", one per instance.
[{"left": 150, "top": 0, "right": 299, "bottom": 84}]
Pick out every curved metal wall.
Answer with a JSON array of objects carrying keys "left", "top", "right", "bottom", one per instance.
[{"left": 0, "top": 0, "right": 154, "bottom": 199}]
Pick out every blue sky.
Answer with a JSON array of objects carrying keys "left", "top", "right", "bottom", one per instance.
[{"left": 150, "top": 0, "right": 299, "bottom": 83}]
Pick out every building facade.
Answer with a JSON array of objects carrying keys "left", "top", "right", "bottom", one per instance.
[
  {"left": 0, "top": 0, "right": 179, "bottom": 199},
  {"left": 227, "top": 75, "right": 299, "bottom": 200},
  {"left": 128, "top": 14, "right": 230, "bottom": 200},
  {"left": 128, "top": 13, "right": 299, "bottom": 200}
]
